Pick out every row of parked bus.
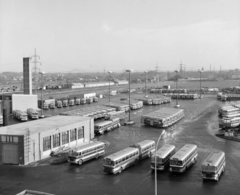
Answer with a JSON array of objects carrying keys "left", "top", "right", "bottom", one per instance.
[
  {"left": 67, "top": 141, "right": 225, "bottom": 181},
  {"left": 42, "top": 97, "right": 99, "bottom": 110},
  {"left": 12, "top": 108, "right": 39, "bottom": 121},
  {"left": 164, "top": 93, "right": 199, "bottom": 100}
]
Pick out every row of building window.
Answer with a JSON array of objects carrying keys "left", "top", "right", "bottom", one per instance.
[
  {"left": 1, "top": 136, "right": 18, "bottom": 143},
  {"left": 43, "top": 127, "right": 84, "bottom": 151}
]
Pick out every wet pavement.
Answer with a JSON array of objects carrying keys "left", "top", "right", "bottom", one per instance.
[{"left": 1, "top": 93, "right": 240, "bottom": 195}]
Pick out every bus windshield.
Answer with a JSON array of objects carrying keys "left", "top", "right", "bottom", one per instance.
[
  {"left": 170, "top": 160, "right": 183, "bottom": 166},
  {"left": 104, "top": 158, "right": 115, "bottom": 166}
]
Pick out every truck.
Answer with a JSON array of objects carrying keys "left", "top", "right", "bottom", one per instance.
[
  {"left": 43, "top": 102, "right": 49, "bottom": 110},
  {"left": 12, "top": 110, "right": 28, "bottom": 121},
  {"left": 56, "top": 100, "right": 63, "bottom": 108},
  {"left": 26, "top": 108, "right": 39, "bottom": 119},
  {"left": 63, "top": 99, "right": 68, "bottom": 107},
  {"left": 49, "top": 102, "right": 56, "bottom": 109},
  {"left": 69, "top": 99, "right": 75, "bottom": 106},
  {"left": 75, "top": 98, "right": 81, "bottom": 105},
  {"left": 80, "top": 98, "right": 86, "bottom": 104},
  {"left": 86, "top": 97, "right": 93, "bottom": 104},
  {"left": 93, "top": 96, "right": 99, "bottom": 102}
]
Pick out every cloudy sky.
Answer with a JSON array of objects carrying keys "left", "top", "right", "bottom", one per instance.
[{"left": 0, "top": 0, "right": 239, "bottom": 73}]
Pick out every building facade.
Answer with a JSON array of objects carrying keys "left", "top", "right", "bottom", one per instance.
[{"left": 0, "top": 116, "right": 94, "bottom": 165}]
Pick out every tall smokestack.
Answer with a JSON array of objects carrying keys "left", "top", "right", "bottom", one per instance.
[{"left": 23, "top": 58, "right": 32, "bottom": 95}]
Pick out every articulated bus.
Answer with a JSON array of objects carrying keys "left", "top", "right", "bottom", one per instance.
[
  {"left": 67, "top": 141, "right": 105, "bottom": 165},
  {"left": 103, "top": 147, "right": 139, "bottom": 174},
  {"left": 169, "top": 144, "right": 198, "bottom": 173},
  {"left": 151, "top": 144, "right": 175, "bottom": 171},
  {"left": 130, "top": 140, "right": 155, "bottom": 160},
  {"left": 202, "top": 151, "right": 225, "bottom": 181}
]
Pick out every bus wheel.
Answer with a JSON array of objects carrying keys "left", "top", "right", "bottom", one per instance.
[
  {"left": 148, "top": 152, "right": 152, "bottom": 157},
  {"left": 95, "top": 153, "right": 99, "bottom": 159},
  {"left": 222, "top": 166, "right": 224, "bottom": 173},
  {"left": 134, "top": 160, "right": 138, "bottom": 165},
  {"left": 119, "top": 168, "right": 123, "bottom": 174},
  {"left": 193, "top": 158, "right": 196, "bottom": 164},
  {"left": 78, "top": 160, "right": 83, "bottom": 165}
]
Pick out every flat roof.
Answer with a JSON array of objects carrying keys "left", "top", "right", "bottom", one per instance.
[{"left": 0, "top": 115, "right": 91, "bottom": 136}]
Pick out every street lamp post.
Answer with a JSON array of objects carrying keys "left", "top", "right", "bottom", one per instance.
[
  {"left": 144, "top": 71, "right": 148, "bottom": 97},
  {"left": 125, "top": 69, "right": 134, "bottom": 125},
  {"left": 108, "top": 71, "right": 112, "bottom": 102},
  {"left": 39, "top": 71, "right": 45, "bottom": 118},
  {"left": 174, "top": 70, "right": 180, "bottom": 108},
  {"left": 199, "top": 70, "right": 202, "bottom": 99},
  {"left": 155, "top": 130, "right": 166, "bottom": 195}
]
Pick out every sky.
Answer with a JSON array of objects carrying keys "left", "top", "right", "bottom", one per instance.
[{"left": 0, "top": 0, "right": 239, "bottom": 73}]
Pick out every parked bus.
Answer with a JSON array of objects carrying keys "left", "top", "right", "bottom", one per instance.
[
  {"left": 151, "top": 144, "right": 175, "bottom": 171},
  {"left": 69, "top": 99, "right": 75, "bottom": 106},
  {"left": 26, "top": 108, "right": 39, "bottom": 119},
  {"left": 130, "top": 140, "right": 155, "bottom": 160},
  {"left": 94, "top": 118, "right": 121, "bottom": 135},
  {"left": 12, "top": 110, "right": 28, "bottom": 122},
  {"left": 67, "top": 141, "right": 106, "bottom": 165},
  {"left": 63, "top": 100, "right": 68, "bottom": 107},
  {"left": 169, "top": 144, "right": 198, "bottom": 173},
  {"left": 104, "top": 110, "right": 125, "bottom": 120},
  {"left": 202, "top": 151, "right": 225, "bottom": 181},
  {"left": 219, "top": 116, "right": 240, "bottom": 129},
  {"left": 103, "top": 147, "right": 139, "bottom": 174}
]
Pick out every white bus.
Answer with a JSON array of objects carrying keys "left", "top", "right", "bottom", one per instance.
[
  {"left": 151, "top": 144, "right": 175, "bottom": 171},
  {"left": 130, "top": 140, "right": 155, "bottom": 160},
  {"left": 169, "top": 144, "right": 198, "bottom": 173},
  {"left": 94, "top": 118, "right": 121, "bottom": 135},
  {"left": 103, "top": 147, "right": 139, "bottom": 174},
  {"left": 104, "top": 110, "right": 125, "bottom": 120},
  {"left": 219, "top": 116, "right": 240, "bottom": 128},
  {"left": 202, "top": 151, "right": 225, "bottom": 181},
  {"left": 67, "top": 141, "right": 105, "bottom": 165}
]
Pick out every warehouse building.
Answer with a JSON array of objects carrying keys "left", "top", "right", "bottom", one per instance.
[{"left": 0, "top": 115, "right": 94, "bottom": 165}]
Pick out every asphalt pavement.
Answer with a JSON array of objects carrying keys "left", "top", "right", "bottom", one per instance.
[{"left": 1, "top": 93, "right": 240, "bottom": 195}]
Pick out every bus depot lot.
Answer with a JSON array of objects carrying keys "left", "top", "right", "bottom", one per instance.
[{"left": 1, "top": 94, "right": 240, "bottom": 195}]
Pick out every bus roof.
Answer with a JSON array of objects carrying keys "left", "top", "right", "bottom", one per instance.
[
  {"left": 154, "top": 144, "right": 175, "bottom": 159},
  {"left": 170, "top": 144, "right": 197, "bottom": 161},
  {"left": 202, "top": 151, "right": 225, "bottom": 167},
  {"left": 104, "top": 147, "right": 139, "bottom": 161},
  {"left": 94, "top": 120, "right": 113, "bottom": 126},
  {"left": 74, "top": 141, "right": 105, "bottom": 152},
  {"left": 131, "top": 140, "right": 155, "bottom": 148}
]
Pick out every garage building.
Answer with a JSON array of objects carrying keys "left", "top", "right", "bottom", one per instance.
[{"left": 0, "top": 115, "right": 94, "bottom": 165}]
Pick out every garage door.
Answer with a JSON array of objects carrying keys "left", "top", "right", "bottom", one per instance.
[{"left": 3, "top": 144, "right": 19, "bottom": 164}]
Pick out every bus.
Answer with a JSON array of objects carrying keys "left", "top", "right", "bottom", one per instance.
[
  {"left": 103, "top": 147, "right": 139, "bottom": 174},
  {"left": 94, "top": 118, "right": 121, "bottom": 135},
  {"left": 12, "top": 110, "right": 28, "bottom": 122},
  {"left": 130, "top": 140, "right": 155, "bottom": 160},
  {"left": 104, "top": 110, "right": 125, "bottom": 120},
  {"left": 169, "top": 144, "right": 198, "bottom": 173},
  {"left": 202, "top": 151, "right": 225, "bottom": 181},
  {"left": 67, "top": 141, "right": 106, "bottom": 165},
  {"left": 26, "top": 108, "right": 39, "bottom": 119},
  {"left": 151, "top": 144, "right": 175, "bottom": 171},
  {"left": 219, "top": 116, "right": 240, "bottom": 129}
]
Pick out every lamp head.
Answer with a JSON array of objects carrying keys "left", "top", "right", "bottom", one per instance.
[{"left": 126, "top": 69, "right": 133, "bottom": 73}]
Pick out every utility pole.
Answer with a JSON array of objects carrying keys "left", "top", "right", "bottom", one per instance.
[
  {"left": 31, "top": 48, "right": 41, "bottom": 95},
  {"left": 155, "top": 62, "right": 159, "bottom": 72}
]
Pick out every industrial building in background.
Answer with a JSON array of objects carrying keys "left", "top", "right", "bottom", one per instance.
[{"left": 0, "top": 116, "right": 94, "bottom": 165}]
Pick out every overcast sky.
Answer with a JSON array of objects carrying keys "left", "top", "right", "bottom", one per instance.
[{"left": 0, "top": 0, "right": 239, "bottom": 73}]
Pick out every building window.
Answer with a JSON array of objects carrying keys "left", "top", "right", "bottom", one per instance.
[
  {"left": 53, "top": 133, "right": 60, "bottom": 148},
  {"left": 70, "top": 129, "right": 76, "bottom": 142},
  {"left": 1, "top": 135, "right": 18, "bottom": 143},
  {"left": 62, "top": 131, "right": 69, "bottom": 145},
  {"left": 78, "top": 126, "right": 84, "bottom": 139},
  {"left": 43, "top": 136, "right": 51, "bottom": 151}
]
